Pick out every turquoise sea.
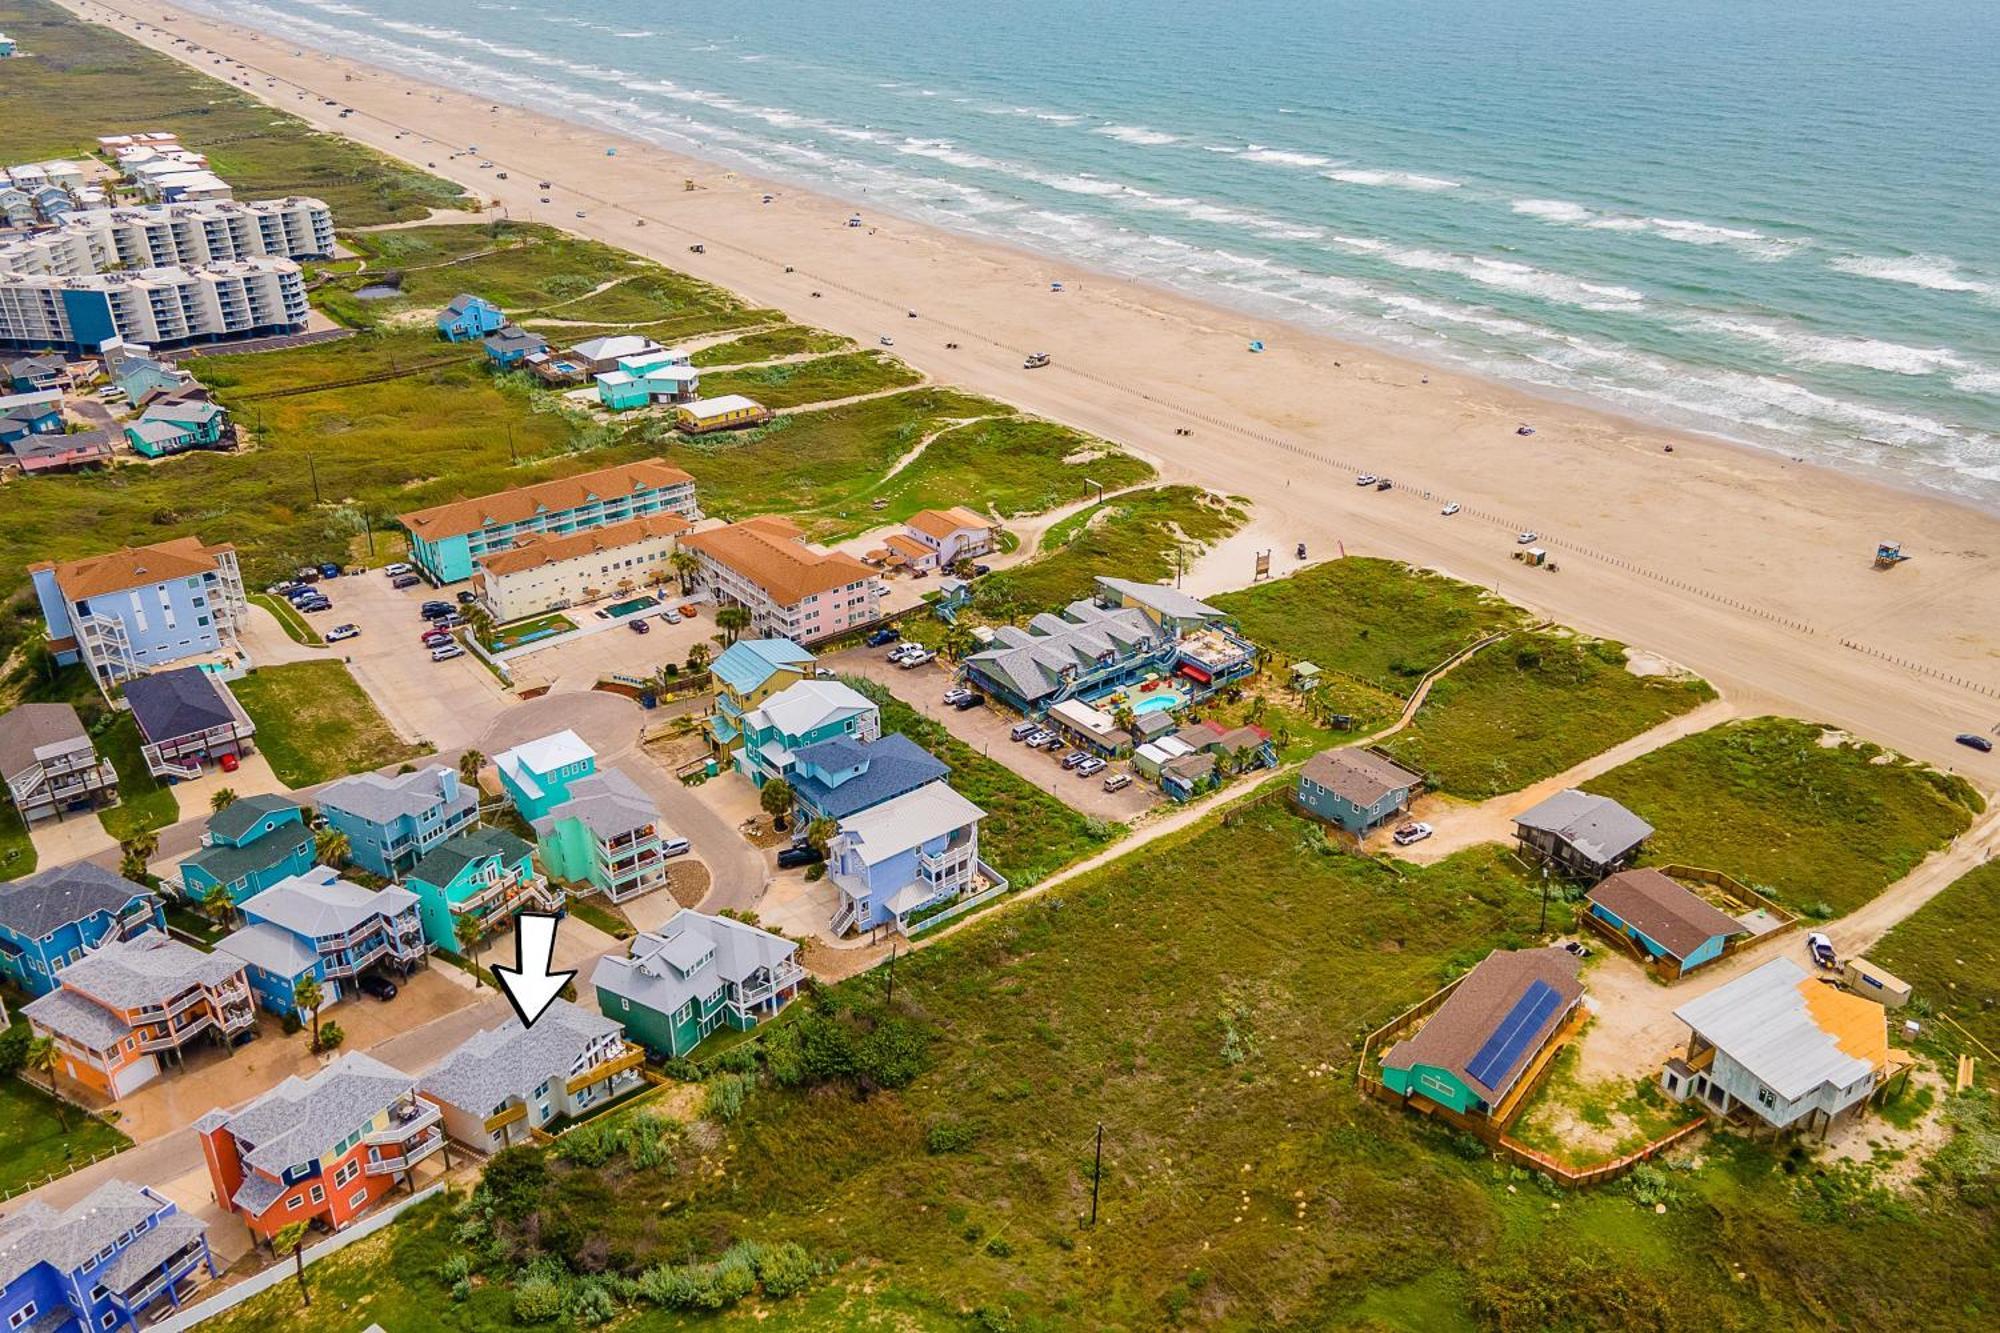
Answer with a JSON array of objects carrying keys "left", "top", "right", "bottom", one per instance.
[{"left": 199, "top": 0, "right": 2000, "bottom": 501}]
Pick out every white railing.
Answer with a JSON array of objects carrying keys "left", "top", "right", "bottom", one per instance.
[
  {"left": 363, "top": 1099, "right": 440, "bottom": 1146},
  {"left": 362, "top": 1126, "right": 443, "bottom": 1175}
]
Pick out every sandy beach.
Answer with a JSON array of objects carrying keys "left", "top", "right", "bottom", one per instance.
[{"left": 59, "top": 0, "right": 2000, "bottom": 787}]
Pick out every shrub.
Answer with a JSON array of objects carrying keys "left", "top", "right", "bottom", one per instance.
[
  {"left": 754, "top": 1241, "right": 818, "bottom": 1298},
  {"left": 438, "top": 1254, "right": 472, "bottom": 1284},
  {"left": 0, "top": 1024, "right": 30, "bottom": 1076},
  {"left": 926, "top": 1119, "right": 980, "bottom": 1154},
  {"left": 704, "top": 1072, "right": 752, "bottom": 1123},
  {"left": 477, "top": 1146, "right": 549, "bottom": 1220},
  {"left": 554, "top": 1121, "right": 623, "bottom": 1167},
  {"left": 512, "top": 1276, "right": 563, "bottom": 1323},
  {"left": 855, "top": 1015, "right": 932, "bottom": 1089}
]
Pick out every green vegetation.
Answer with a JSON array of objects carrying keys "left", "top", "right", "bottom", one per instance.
[
  {"left": 0, "top": 801, "right": 32, "bottom": 884},
  {"left": 696, "top": 351, "right": 925, "bottom": 411},
  {"left": 0, "top": 1074, "right": 132, "bottom": 1195},
  {"left": 864, "top": 415, "right": 1155, "bottom": 530},
  {"left": 248, "top": 593, "right": 323, "bottom": 647},
  {"left": 565, "top": 895, "right": 635, "bottom": 942},
  {"left": 1873, "top": 861, "right": 2000, "bottom": 1057},
  {"left": 229, "top": 661, "right": 430, "bottom": 787},
  {"left": 1586, "top": 717, "right": 1983, "bottom": 916},
  {"left": 0, "top": 0, "right": 467, "bottom": 225},
  {"left": 1382, "top": 631, "right": 1715, "bottom": 799},
  {"left": 1213, "top": 557, "right": 1526, "bottom": 693},
  {"left": 1510, "top": 1043, "right": 1696, "bottom": 1167},
  {"left": 482, "top": 612, "right": 578, "bottom": 652},
  {"left": 692, "top": 325, "right": 854, "bottom": 366},
  {"left": 970, "top": 485, "right": 1246, "bottom": 621},
  {"left": 851, "top": 681, "right": 1116, "bottom": 888}
]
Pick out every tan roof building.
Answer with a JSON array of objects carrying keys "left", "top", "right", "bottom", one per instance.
[
  {"left": 397, "top": 461, "right": 696, "bottom": 542},
  {"left": 682, "top": 516, "right": 881, "bottom": 644},
  {"left": 905, "top": 507, "right": 992, "bottom": 541},
  {"left": 476, "top": 512, "right": 691, "bottom": 579},
  {"left": 30, "top": 536, "right": 234, "bottom": 601}
]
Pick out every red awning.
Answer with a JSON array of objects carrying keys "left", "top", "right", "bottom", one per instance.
[{"left": 1177, "top": 661, "right": 1213, "bottom": 685}]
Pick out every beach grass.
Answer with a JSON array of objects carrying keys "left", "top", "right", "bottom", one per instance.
[
  {"left": 1584, "top": 716, "right": 1982, "bottom": 915},
  {"left": 1212, "top": 556, "right": 1527, "bottom": 694},
  {"left": 0, "top": 0, "right": 467, "bottom": 226},
  {"left": 695, "top": 351, "right": 925, "bottom": 411},
  {"left": 229, "top": 661, "right": 432, "bottom": 787},
  {"left": 968, "top": 485, "right": 1247, "bottom": 620},
  {"left": 691, "top": 325, "right": 855, "bottom": 366},
  {"left": 1379, "top": 630, "right": 1715, "bottom": 799},
  {"left": 1870, "top": 860, "right": 2000, "bottom": 1056}
]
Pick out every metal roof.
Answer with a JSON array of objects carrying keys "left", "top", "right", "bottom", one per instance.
[
  {"left": 1513, "top": 789, "right": 1653, "bottom": 865},
  {"left": 1674, "top": 957, "right": 1885, "bottom": 1101}
]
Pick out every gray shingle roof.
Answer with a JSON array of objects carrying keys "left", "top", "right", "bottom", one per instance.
[
  {"left": 533, "top": 767, "right": 660, "bottom": 842},
  {"left": 122, "top": 668, "right": 235, "bottom": 744},
  {"left": 591, "top": 910, "right": 796, "bottom": 1021},
  {"left": 37, "top": 930, "right": 243, "bottom": 1009},
  {"left": 963, "top": 599, "right": 1166, "bottom": 705},
  {"left": 1299, "top": 747, "right": 1423, "bottom": 807},
  {"left": 1514, "top": 789, "right": 1654, "bottom": 865},
  {"left": 0, "top": 1180, "right": 175, "bottom": 1288},
  {"left": 206, "top": 1051, "right": 417, "bottom": 1177},
  {"left": 100, "top": 1212, "right": 205, "bottom": 1290},
  {"left": 22, "top": 987, "right": 132, "bottom": 1049},
  {"left": 0, "top": 861, "right": 154, "bottom": 939},
  {"left": 214, "top": 921, "right": 320, "bottom": 978},
  {"left": 419, "top": 999, "right": 622, "bottom": 1117},
  {"left": 1093, "top": 576, "right": 1225, "bottom": 622},
  {"left": 317, "top": 765, "right": 473, "bottom": 827},
  {"left": 0, "top": 702, "right": 91, "bottom": 781},
  {"left": 241, "top": 871, "right": 418, "bottom": 939},
  {"left": 791, "top": 732, "right": 950, "bottom": 821}
]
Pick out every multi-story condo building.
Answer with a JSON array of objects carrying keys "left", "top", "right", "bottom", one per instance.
[
  {"left": 178, "top": 794, "right": 315, "bottom": 906},
  {"left": 0, "top": 863, "right": 162, "bottom": 998},
  {"left": 0, "top": 701, "right": 119, "bottom": 824},
  {"left": 315, "top": 765, "right": 478, "bottom": 878},
  {"left": 0, "top": 1181, "right": 214, "bottom": 1331},
  {"left": 0, "top": 198, "right": 334, "bottom": 278},
  {"left": 591, "top": 910, "right": 804, "bottom": 1059},
  {"left": 28, "top": 536, "right": 246, "bottom": 689},
  {"left": 227, "top": 867, "right": 429, "bottom": 1012},
  {"left": 397, "top": 460, "right": 699, "bottom": 585},
  {"left": 827, "top": 782, "right": 999, "bottom": 939},
  {"left": 0, "top": 258, "right": 310, "bottom": 355},
  {"left": 195, "top": 1053, "right": 448, "bottom": 1242},
  {"left": 419, "top": 1000, "right": 645, "bottom": 1152},
  {"left": 472, "top": 512, "right": 691, "bottom": 623},
  {"left": 681, "top": 516, "right": 883, "bottom": 644},
  {"left": 534, "top": 767, "right": 670, "bottom": 904},
  {"left": 707, "top": 638, "right": 817, "bottom": 764},
  {"left": 23, "top": 931, "right": 254, "bottom": 1098},
  {"left": 402, "top": 826, "right": 558, "bottom": 954}
]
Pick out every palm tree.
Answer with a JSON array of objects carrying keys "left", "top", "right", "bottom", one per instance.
[
  {"left": 457, "top": 749, "right": 487, "bottom": 788},
  {"left": 1112, "top": 703, "right": 1138, "bottom": 737},
  {"left": 714, "top": 604, "right": 751, "bottom": 644},
  {"left": 26, "top": 1036, "right": 67, "bottom": 1130},
  {"left": 455, "top": 912, "right": 492, "bottom": 987},
  {"left": 670, "top": 549, "right": 700, "bottom": 594},
  {"left": 294, "top": 975, "right": 325, "bottom": 1050},
  {"left": 118, "top": 831, "right": 159, "bottom": 885},
  {"left": 940, "top": 624, "right": 976, "bottom": 662},
  {"left": 805, "top": 817, "right": 838, "bottom": 855},
  {"left": 273, "top": 1220, "right": 312, "bottom": 1308},
  {"left": 684, "top": 641, "right": 711, "bottom": 673},
  {"left": 210, "top": 788, "right": 239, "bottom": 813},
  {"left": 314, "top": 827, "right": 350, "bottom": 869},
  {"left": 201, "top": 883, "right": 237, "bottom": 930},
  {"left": 759, "top": 777, "right": 795, "bottom": 831}
]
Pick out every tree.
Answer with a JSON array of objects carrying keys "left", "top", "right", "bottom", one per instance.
[
  {"left": 457, "top": 749, "right": 487, "bottom": 788},
  {"left": 714, "top": 604, "right": 751, "bottom": 644},
  {"left": 118, "top": 831, "right": 159, "bottom": 885},
  {"left": 314, "top": 827, "right": 350, "bottom": 869},
  {"left": 670, "top": 548, "right": 700, "bottom": 593},
  {"left": 805, "top": 817, "right": 838, "bottom": 855},
  {"left": 939, "top": 623, "right": 976, "bottom": 662},
  {"left": 294, "top": 975, "right": 325, "bottom": 1049},
  {"left": 684, "top": 641, "right": 711, "bottom": 673},
  {"left": 1112, "top": 703, "right": 1138, "bottom": 737},
  {"left": 760, "top": 778, "right": 795, "bottom": 830},
  {"left": 210, "top": 788, "right": 239, "bottom": 813},
  {"left": 272, "top": 1220, "right": 312, "bottom": 1308},
  {"left": 455, "top": 912, "right": 493, "bottom": 987},
  {"left": 26, "top": 1036, "right": 67, "bottom": 1130},
  {"left": 314, "top": 1021, "right": 345, "bottom": 1054},
  {"left": 463, "top": 606, "right": 495, "bottom": 649},
  {"left": 201, "top": 883, "right": 237, "bottom": 930}
]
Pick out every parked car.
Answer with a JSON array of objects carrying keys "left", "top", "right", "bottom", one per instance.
[
  {"left": 661, "top": 609, "right": 683, "bottom": 624},
  {"left": 326, "top": 624, "right": 361, "bottom": 642},
  {"left": 357, "top": 972, "right": 399, "bottom": 1001},
  {"left": 421, "top": 600, "right": 453, "bottom": 617},
  {"left": 1355, "top": 474, "right": 1377, "bottom": 487},
  {"left": 383, "top": 562, "right": 412, "bottom": 576},
  {"left": 952, "top": 693, "right": 986, "bottom": 711},
  {"left": 628, "top": 618, "right": 651, "bottom": 634},
  {"left": 943, "top": 687, "right": 974, "bottom": 706},
  {"left": 888, "top": 642, "right": 923, "bottom": 661},
  {"left": 897, "top": 648, "right": 935, "bottom": 668},
  {"left": 390, "top": 573, "right": 421, "bottom": 590},
  {"left": 319, "top": 562, "right": 342, "bottom": 579},
  {"left": 270, "top": 581, "right": 305, "bottom": 598},
  {"left": 421, "top": 628, "right": 451, "bottom": 645},
  {"left": 1061, "top": 750, "right": 1090, "bottom": 770},
  {"left": 866, "top": 627, "right": 902, "bottom": 647},
  {"left": 1375, "top": 478, "right": 1394, "bottom": 491},
  {"left": 1955, "top": 732, "right": 1994, "bottom": 753},
  {"left": 1045, "top": 738, "right": 1068, "bottom": 755},
  {"left": 296, "top": 598, "right": 332, "bottom": 614},
  {"left": 776, "top": 844, "right": 823, "bottom": 870},
  {"left": 218, "top": 752, "right": 240, "bottom": 774},
  {"left": 1076, "top": 756, "right": 1108, "bottom": 777},
  {"left": 1806, "top": 931, "right": 1838, "bottom": 970},
  {"left": 1025, "top": 730, "right": 1056, "bottom": 750},
  {"left": 294, "top": 567, "right": 321, "bottom": 583},
  {"left": 661, "top": 836, "right": 692, "bottom": 858},
  {"left": 1561, "top": 940, "right": 1592, "bottom": 959},
  {"left": 970, "top": 563, "right": 992, "bottom": 577},
  {"left": 230, "top": 1028, "right": 259, "bottom": 1048},
  {"left": 1010, "top": 721, "right": 1040, "bottom": 742},
  {"left": 1102, "top": 771, "right": 1133, "bottom": 793},
  {"left": 1391, "top": 821, "right": 1434, "bottom": 846},
  {"left": 433, "top": 613, "right": 465, "bottom": 630},
  {"left": 1441, "top": 502, "right": 1460, "bottom": 516},
  {"left": 430, "top": 643, "right": 466, "bottom": 662},
  {"left": 456, "top": 590, "right": 478, "bottom": 605},
  {"left": 1516, "top": 531, "right": 1538, "bottom": 544}
]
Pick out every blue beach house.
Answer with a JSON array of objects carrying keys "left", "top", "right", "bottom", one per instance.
[
  {"left": 734, "top": 679, "right": 879, "bottom": 787},
  {"left": 0, "top": 389, "right": 63, "bottom": 448},
  {"left": 493, "top": 730, "right": 598, "bottom": 822},
  {"left": 0, "top": 862, "right": 162, "bottom": 997},
  {"left": 110, "top": 353, "right": 192, "bottom": 405},
  {"left": 827, "top": 782, "right": 998, "bottom": 938},
  {"left": 1583, "top": 868, "right": 1748, "bottom": 980},
  {"left": 217, "top": 866, "right": 428, "bottom": 1013},
  {"left": 178, "top": 794, "right": 315, "bottom": 906},
  {"left": 483, "top": 323, "right": 547, "bottom": 369},
  {"left": 1295, "top": 747, "right": 1424, "bottom": 836},
  {"left": 123, "top": 400, "right": 230, "bottom": 458},
  {"left": 436, "top": 293, "right": 504, "bottom": 342},
  {"left": 789, "top": 732, "right": 949, "bottom": 825},
  {"left": 0, "top": 1181, "right": 215, "bottom": 1330},
  {"left": 314, "top": 765, "right": 478, "bottom": 878}
]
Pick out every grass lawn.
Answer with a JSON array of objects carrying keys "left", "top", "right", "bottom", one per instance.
[
  {"left": 1584, "top": 717, "right": 1983, "bottom": 916},
  {"left": 696, "top": 352, "right": 925, "bottom": 411},
  {"left": 202, "top": 794, "right": 2000, "bottom": 1331},
  {"left": 850, "top": 681, "right": 1118, "bottom": 888},
  {"left": 1509, "top": 1040, "right": 1696, "bottom": 1167},
  {"left": 969, "top": 485, "right": 1247, "bottom": 622},
  {"left": 1380, "top": 631, "right": 1716, "bottom": 799},
  {"left": 0, "top": 0, "right": 467, "bottom": 226},
  {"left": 0, "top": 801, "right": 33, "bottom": 883},
  {"left": 164, "top": 902, "right": 226, "bottom": 948},
  {"left": 0, "top": 1074, "right": 132, "bottom": 1195},
  {"left": 692, "top": 325, "right": 854, "bottom": 366},
  {"left": 1212, "top": 557, "right": 1526, "bottom": 694},
  {"left": 564, "top": 895, "right": 635, "bottom": 942},
  {"left": 1871, "top": 861, "right": 2000, "bottom": 1057},
  {"left": 483, "top": 612, "right": 578, "bottom": 652},
  {"left": 229, "top": 661, "right": 431, "bottom": 787},
  {"left": 248, "top": 593, "right": 323, "bottom": 647}
]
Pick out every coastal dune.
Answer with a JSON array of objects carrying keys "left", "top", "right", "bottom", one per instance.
[{"left": 59, "top": 0, "right": 2000, "bottom": 784}]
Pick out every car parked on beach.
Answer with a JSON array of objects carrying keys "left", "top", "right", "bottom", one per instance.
[
  {"left": 1956, "top": 733, "right": 1994, "bottom": 753},
  {"left": 1441, "top": 503, "right": 1460, "bottom": 516},
  {"left": 1517, "top": 531, "right": 1538, "bottom": 544},
  {"left": 1355, "top": 474, "right": 1377, "bottom": 487}
]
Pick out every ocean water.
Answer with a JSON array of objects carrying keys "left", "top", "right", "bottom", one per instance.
[{"left": 194, "top": 0, "right": 2000, "bottom": 501}]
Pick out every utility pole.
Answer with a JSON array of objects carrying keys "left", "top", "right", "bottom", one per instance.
[
  {"left": 886, "top": 944, "right": 896, "bottom": 1006},
  {"left": 1538, "top": 865, "right": 1550, "bottom": 934},
  {"left": 1088, "top": 1123, "right": 1104, "bottom": 1226},
  {"left": 307, "top": 453, "right": 322, "bottom": 505},
  {"left": 506, "top": 423, "right": 516, "bottom": 464}
]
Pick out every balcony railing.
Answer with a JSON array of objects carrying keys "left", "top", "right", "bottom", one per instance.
[
  {"left": 364, "top": 1097, "right": 441, "bottom": 1146},
  {"left": 362, "top": 1124, "right": 444, "bottom": 1176},
  {"left": 113, "top": 1242, "right": 205, "bottom": 1310},
  {"left": 483, "top": 1102, "right": 528, "bottom": 1134},
  {"left": 565, "top": 1044, "right": 646, "bottom": 1095},
  {"left": 736, "top": 960, "right": 807, "bottom": 1007}
]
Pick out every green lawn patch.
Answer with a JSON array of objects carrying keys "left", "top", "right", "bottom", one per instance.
[
  {"left": 1585, "top": 717, "right": 1982, "bottom": 916},
  {"left": 967, "top": 485, "right": 1247, "bottom": 622},
  {"left": 229, "top": 661, "right": 431, "bottom": 786},
  {"left": 0, "top": 0, "right": 467, "bottom": 225},
  {"left": 565, "top": 895, "right": 635, "bottom": 941},
  {"left": 483, "top": 612, "right": 578, "bottom": 652},
  {"left": 0, "top": 801, "right": 33, "bottom": 884},
  {"left": 1212, "top": 556, "right": 1526, "bottom": 694},
  {"left": 697, "top": 351, "right": 924, "bottom": 411},
  {"left": 1872, "top": 861, "right": 2000, "bottom": 1058},
  {"left": 248, "top": 593, "right": 323, "bottom": 647},
  {"left": 164, "top": 902, "right": 225, "bottom": 948},
  {"left": 692, "top": 325, "right": 854, "bottom": 366},
  {"left": 1380, "top": 631, "right": 1715, "bottom": 799},
  {"left": 0, "top": 1074, "right": 132, "bottom": 1195}
]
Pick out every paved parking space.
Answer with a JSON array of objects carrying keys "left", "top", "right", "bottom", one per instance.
[
  {"left": 828, "top": 649, "right": 1163, "bottom": 822},
  {"left": 501, "top": 598, "right": 718, "bottom": 692}
]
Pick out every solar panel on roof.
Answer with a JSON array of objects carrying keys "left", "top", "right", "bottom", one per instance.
[{"left": 1464, "top": 980, "right": 1562, "bottom": 1091}]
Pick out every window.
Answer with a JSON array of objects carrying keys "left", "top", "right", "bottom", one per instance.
[
  {"left": 1756, "top": 1086, "right": 1777, "bottom": 1111},
  {"left": 285, "top": 1195, "right": 303, "bottom": 1210},
  {"left": 620, "top": 997, "right": 629, "bottom": 1012},
  {"left": 89, "top": 1285, "right": 108, "bottom": 1303},
  {"left": 348, "top": 1187, "right": 368, "bottom": 1209},
  {"left": 309, "top": 1184, "right": 325, "bottom": 1204},
  {"left": 10, "top": 1303, "right": 37, "bottom": 1328},
  {"left": 101, "top": 1313, "right": 118, "bottom": 1330}
]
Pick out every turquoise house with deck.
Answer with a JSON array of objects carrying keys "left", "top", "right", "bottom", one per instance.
[
  {"left": 178, "top": 795, "right": 315, "bottom": 905},
  {"left": 493, "top": 730, "right": 598, "bottom": 822},
  {"left": 437, "top": 293, "right": 504, "bottom": 342},
  {"left": 402, "top": 825, "right": 551, "bottom": 952},
  {"left": 1582, "top": 868, "right": 1746, "bottom": 979}
]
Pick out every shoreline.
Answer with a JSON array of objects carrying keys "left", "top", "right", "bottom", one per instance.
[{"left": 56, "top": 0, "right": 2000, "bottom": 788}]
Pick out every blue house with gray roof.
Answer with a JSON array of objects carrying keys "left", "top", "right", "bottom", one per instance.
[
  {"left": 789, "top": 732, "right": 950, "bottom": 824},
  {"left": 436, "top": 293, "right": 504, "bottom": 342},
  {"left": 315, "top": 765, "right": 478, "bottom": 878},
  {"left": 0, "top": 1180, "right": 214, "bottom": 1332},
  {"left": 178, "top": 794, "right": 314, "bottom": 905},
  {"left": 0, "top": 862, "right": 162, "bottom": 997}
]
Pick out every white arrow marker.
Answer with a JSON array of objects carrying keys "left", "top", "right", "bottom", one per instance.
[{"left": 493, "top": 912, "right": 576, "bottom": 1029}]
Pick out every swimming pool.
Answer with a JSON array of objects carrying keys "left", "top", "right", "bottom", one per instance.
[
  {"left": 606, "top": 595, "right": 658, "bottom": 618},
  {"left": 1131, "top": 692, "right": 1181, "bottom": 715}
]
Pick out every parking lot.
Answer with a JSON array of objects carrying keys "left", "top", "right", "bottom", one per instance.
[
  {"left": 828, "top": 648, "right": 1162, "bottom": 823},
  {"left": 499, "top": 596, "right": 720, "bottom": 692}
]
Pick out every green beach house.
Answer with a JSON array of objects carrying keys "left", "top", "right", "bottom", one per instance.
[
  {"left": 1378, "top": 948, "right": 1584, "bottom": 1119},
  {"left": 178, "top": 794, "right": 314, "bottom": 905},
  {"left": 493, "top": 729, "right": 597, "bottom": 822},
  {"left": 402, "top": 826, "right": 559, "bottom": 953},
  {"left": 590, "top": 909, "right": 804, "bottom": 1058},
  {"left": 534, "top": 766, "right": 670, "bottom": 904}
]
